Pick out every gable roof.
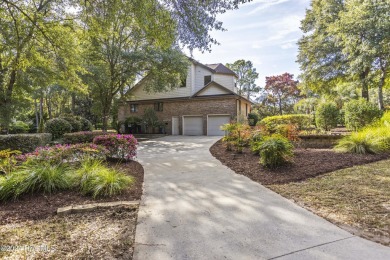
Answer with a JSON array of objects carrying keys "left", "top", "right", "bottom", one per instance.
[
  {"left": 191, "top": 81, "right": 236, "bottom": 98},
  {"left": 206, "top": 63, "right": 237, "bottom": 77},
  {"left": 125, "top": 58, "right": 238, "bottom": 97}
]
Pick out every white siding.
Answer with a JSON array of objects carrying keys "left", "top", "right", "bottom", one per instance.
[
  {"left": 214, "top": 74, "right": 236, "bottom": 92},
  {"left": 129, "top": 69, "right": 192, "bottom": 101},
  {"left": 128, "top": 61, "right": 237, "bottom": 100},
  {"left": 197, "top": 84, "right": 230, "bottom": 96},
  {"left": 193, "top": 65, "right": 212, "bottom": 94}
]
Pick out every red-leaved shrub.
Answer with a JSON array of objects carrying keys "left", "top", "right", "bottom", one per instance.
[{"left": 93, "top": 134, "right": 137, "bottom": 160}]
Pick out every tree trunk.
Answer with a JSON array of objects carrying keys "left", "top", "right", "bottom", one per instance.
[
  {"left": 35, "top": 99, "right": 39, "bottom": 132},
  {"left": 360, "top": 68, "right": 370, "bottom": 101},
  {"left": 46, "top": 95, "right": 52, "bottom": 119},
  {"left": 278, "top": 94, "right": 283, "bottom": 115},
  {"left": 101, "top": 106, "right": 111, "bottom": 133},
  {"left": 39, "top": 94, "right": 44, "bottom": 122},
  {"left": 378, "top": 61, "right": 387, "bottom": 110},
  {"left": 0, "top": 69, "right": 17, "bottom": 132}
]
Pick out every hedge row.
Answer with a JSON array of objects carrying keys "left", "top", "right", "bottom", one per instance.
[
  {"left": 63, "top": 130, "right": 117, "bottom": 144},
  {"left": 0, "top": 133, "right": 52, "bottom": 153},
  {"left": 259, "top": 114, "right": 312, "bottom": 130},
  {"left": 63, "top": 131, "right": 109, "bottom": 144}
]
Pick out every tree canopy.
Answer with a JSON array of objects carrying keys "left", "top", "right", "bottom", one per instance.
[
  {"left": 0, "top": 0, "right": 253, "bottom": 131},
  {"left": 226, "top": 59, "right": 260, "bottom": 99},
  {"left": 297, "top": 0, "right": 390, "bottom": 109}
]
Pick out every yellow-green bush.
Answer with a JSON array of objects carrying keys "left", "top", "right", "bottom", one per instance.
[
  {"left": 335, "top": 112, "right": 390, "bottom": 154},
  {"left": 258, "top": 114, "right": 312, "bottom": 131}
]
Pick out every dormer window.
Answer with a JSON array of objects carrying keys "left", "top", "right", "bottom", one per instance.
[{"left": 204, "top": 75, "right": 211, "bottom": 86}]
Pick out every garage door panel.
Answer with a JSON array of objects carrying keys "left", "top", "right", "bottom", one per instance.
[
  {"left": 183, "top": 116, "right": 203, "bottom": 136},
  {"left": 208, "top": 115, "right": 230, "bottom": 136}
]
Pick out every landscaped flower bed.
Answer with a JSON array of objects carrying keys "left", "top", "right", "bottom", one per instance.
[{"left": 0, "top": 134, "right": 142, "bottom": 223}]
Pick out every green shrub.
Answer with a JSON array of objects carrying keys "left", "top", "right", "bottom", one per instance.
[
  {"left": 380, "top": 111, "right": 390, "bottom": 126},
  {"left": 315, "top": 102, "right": 339, "bottom": 131},
  {"left": 0, "top": 133, "right": 52, "bottom": 153},
  {"left": 0, "top": 162, "right": 71, "bottom": 200},
  {"left": 78, "top": 117, "right": 93, "bottom": 131},
  {"left": 63, "top": 131, "right": 107, "bottom": 144},
  {"left": 9, "top": 121, "right": 29, "bottom": 134},
  {"left": 247, "top": 113, "right": 259, "bottom": 126},
  {"left": 344, "top": 99, "right": 382, "bottom": 130},
  {"left": 0, "top": 149, "right": 21, "bottom": 174},
  {"left": 335, "top": 126, "right": 390, "bottom": 154},
  {"left": 61, "top": 115, "right": 82, "bottom": 132},
  {"left": 256, "top": 135, "right": 294, "bottom": 168},
  {"left": 75, "top": 159, "right": 134, "bottom": 198},
  {"left": 274, "top": 124, "right": 299, "bottom": 141},
  {"left": 221, "top": 123, "right": 251, "bottom": 152},
  {"left": 259, "top": 114, "right": 312, "bottom": 131},
  {"left": 45, "top": 118, "right": 72, "bottom": 139}
]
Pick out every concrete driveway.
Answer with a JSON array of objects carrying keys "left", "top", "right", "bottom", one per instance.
[{"left": 133, "top": 136, "right": 390, "bottom": 260}]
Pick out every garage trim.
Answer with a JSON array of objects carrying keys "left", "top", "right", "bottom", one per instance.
[{"left": 182, "top": 115, "right": 204, "bottom": 136}]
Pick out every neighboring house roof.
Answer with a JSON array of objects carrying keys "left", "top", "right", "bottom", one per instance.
[{"left": 206, "top": 63, "right": 237, "bottom": 77}]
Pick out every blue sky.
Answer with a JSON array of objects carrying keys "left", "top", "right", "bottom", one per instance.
[{"left": 188, "top": 0, "right": 311, "bottom": 88}]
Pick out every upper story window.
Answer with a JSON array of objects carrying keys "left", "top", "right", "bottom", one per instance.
[
  {"left": 130, "top": 104, "right": 138, "bottom": 113},
  {"left": 154, "top": 102, "right": 163, "bottom": 112},
  {"left": 204, "top": 75, "right": 211, "bottom": 86}
]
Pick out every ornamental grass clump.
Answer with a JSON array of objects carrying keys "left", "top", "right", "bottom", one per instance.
[
  {"left": 93, "top": 134, "right": 137, "bottom": 160},
  {"left": 256, "top": 135, "right": 294, "bottom": 168},
  {"left": 0, "top": 162, "right": 71, "bottom": 200},
  {"left": 75, "top": 159, "right": 134, "bottom": 198},
  {"left": 335, "top": 111, "right": 390, "bottom": 154},
  {"left": 335, "top": 126, "right": 390, "bottom": 154}
]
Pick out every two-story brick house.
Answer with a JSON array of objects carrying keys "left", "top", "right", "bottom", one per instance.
[{"left": 118, "top": 59, "right": 252, "bottom": 136}]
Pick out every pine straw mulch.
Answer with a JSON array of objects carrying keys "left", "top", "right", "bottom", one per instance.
[{"left": 210, "top": 140, "right": 390, "bottom": 247}]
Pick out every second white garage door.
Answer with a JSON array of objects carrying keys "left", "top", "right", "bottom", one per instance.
[
  {"left": 207, "top": 115, "right": 231, "bottom": 136},
  {"left": 183, "top": 116, "right": 203, "bottom": 136}
]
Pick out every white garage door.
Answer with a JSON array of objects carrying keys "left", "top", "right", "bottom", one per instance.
[
  {"left": 207, "top": 115, "right": 231, "bottom": 136},
  {"left": 183, "top": 116, "right": 203, "bottom": 136}
]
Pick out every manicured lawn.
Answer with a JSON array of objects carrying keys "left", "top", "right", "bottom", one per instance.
[{"left": 269, "top": 160, "right": 390, "bottom": 246}]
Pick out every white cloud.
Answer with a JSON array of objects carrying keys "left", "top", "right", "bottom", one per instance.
[
  {"left": 248, "top": 15, "right": 302, "bottom": 49},
  {"left": 280, "top": 41, "right": 296, "bottom": 49},
  {"left": 247, "top": 0, "right": 290, "bottom": 15}
]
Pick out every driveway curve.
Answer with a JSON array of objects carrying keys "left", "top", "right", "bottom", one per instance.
[{"left": 134, "top": 136, "right": 390, "bottom": 260}]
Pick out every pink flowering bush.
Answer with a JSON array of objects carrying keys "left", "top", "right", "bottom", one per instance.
[
  {"left": 17, "top": 143, "right": 109, "bottom": 164},
  {"left": 93, "top": 134, "right": 137, "bottom": 161}
]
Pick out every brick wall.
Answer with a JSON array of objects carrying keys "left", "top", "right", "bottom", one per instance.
[{"left": 119, "top": 97, "right": 238, "bottom": 135}]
